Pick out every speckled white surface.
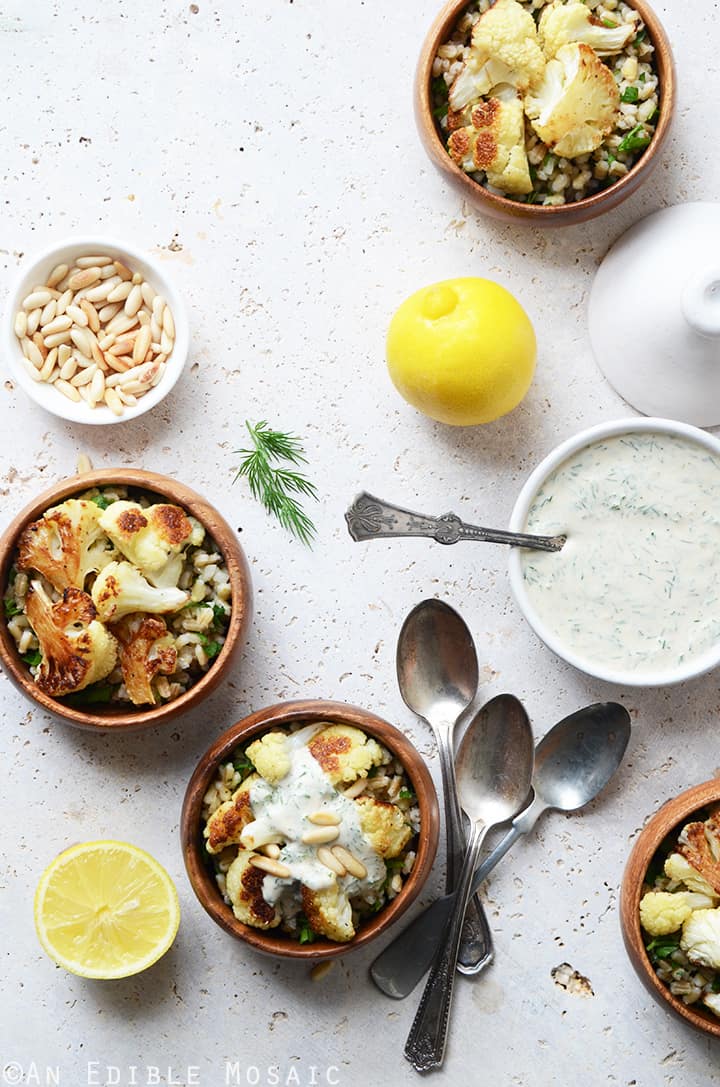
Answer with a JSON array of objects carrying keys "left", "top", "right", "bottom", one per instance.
[{"left": 1, "top": 1, "right": 719, "bottom": 1085}]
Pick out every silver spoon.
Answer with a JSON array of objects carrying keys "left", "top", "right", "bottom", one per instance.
[
  {"left": 346, "top": 492, "right": 565, "bottom": 552},
  {"left": 397, "top": 599, "right": 493, "bottom": 975},
  {"left": 404, "top": 694, "right": 534, "bottom": 1073},
  {"left": 371, "top": 701, "right": 631, "bottom": 999}
]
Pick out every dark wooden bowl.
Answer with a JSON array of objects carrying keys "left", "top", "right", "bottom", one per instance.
[
  {"left": 620, "top": 779, "right": 720, "bottom": 1037},
  {"left": 0, "top": 468, "right": 252, "bottom": 731},
  {"left": 415, "top": 0, "right": 676, "bottom": 225},
  {"left": 181, "top": 699, "right": 440, "bottom": 960}
]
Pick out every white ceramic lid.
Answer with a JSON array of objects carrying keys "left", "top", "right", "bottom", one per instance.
[{"left": 589, "top": 202, "right": 720, "bottom": 427}]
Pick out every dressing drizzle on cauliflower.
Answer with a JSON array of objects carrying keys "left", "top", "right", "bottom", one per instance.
[
  {"left": 201, "top": 722, "right": 420, "bottom": 944},
  {"left": 4, "top": 485, "right": 232, "bottom": 707},
  {"left": 433, "top": 0, "right": 659, "bottom": 205},
  {"left": 640, "top": 809, "right": 720, "bottom": 1017}
]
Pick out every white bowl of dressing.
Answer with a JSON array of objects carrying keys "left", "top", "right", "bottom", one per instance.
[{"left": 508, "top": 417, "right": 720, "bottom": 687}]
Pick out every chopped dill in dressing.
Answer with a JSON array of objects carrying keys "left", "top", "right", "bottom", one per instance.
[{"left": 521, "top": 433, "right": 720, "bottom": 674}]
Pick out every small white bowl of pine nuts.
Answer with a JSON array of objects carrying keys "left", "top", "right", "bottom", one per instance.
[{"left": 5, "top": 237, "right": 189, "bottom": 424}]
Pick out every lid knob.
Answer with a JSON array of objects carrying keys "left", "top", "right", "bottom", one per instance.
[{"left": 681, "top": 267, "right": 720, "bottom": 339}]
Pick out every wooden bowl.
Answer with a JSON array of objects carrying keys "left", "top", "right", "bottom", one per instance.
[
  {"left": 620, "top": 779, "right": 720, "bottom": 1037},
  {"left": 181, "top": 699, "right": 440, "bottom": 960},
  {"left": 0, "top": 468, "right": 252, "bottom": 731},
  {"left": 415, "top": 0, "right": 676, "bottom": 225}
]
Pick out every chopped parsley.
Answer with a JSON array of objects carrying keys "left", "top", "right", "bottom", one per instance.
[
  {"left": 398, "top": 787, "right": 415, "bottom": 802},
  {"left": 199, "top": 634, "right": 223, "bottom": 659},
  {"left": 621, "top": 86, "right": 640, "bottom": 103},
  {"left": 617, "top": 123, "right": 652, "bottom": 154},
  {"left": 232, "top": 751, "right": 255, "bottom": 776},
  {"left": 601, "top": 16, "right": 618, "bottom": 27},
  {"left": 65, "top": 682, "right": 115, "bottom": 705},
  {"left": 431, "top": 75, "right": 449, "bottom": 120},
  {"left": 645, "top": 933, "right": 681, "bottom": 961},
  {"left": 21, "top": 649, "right": 42, "bottom": 667},
  {"left": 3, "top": 598, "right": 21, "bottom": 618},
  {"left": 89, "top": 493, "right": 113, "bottom": 510},
  {"left": 297, "top": 915, "right": 317, "bottom": 944},
  {"left": 633, "top": 27, "right": 647, "bottom": 44}
]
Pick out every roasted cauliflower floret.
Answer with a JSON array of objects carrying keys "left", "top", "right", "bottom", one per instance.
[
  {"left": 226, "top": 850, "right": 281, "bottom": 930},
  {"left": 302, "top": 881, "right": 354, "bottom": 942},
  {"left": 98, "top": 501, "right": 194, "bottom": 586},
  {"left": 356, "top": 796, "right": 413, "bottom": 859},
  {"left": 539, "top": 1, "right": 635, "bottom": 59},
  {"left": 681, "top": 908, "right": 720, "bottom": 970},
  {"left": 308, "top": 724, "right": 384, "bottom": 785},
  {"left": 665, "top": 852, "right": 720, "bottom": 899},
  {"left": 25, "top": 580, "right": 117, "bottom": 697},
  {"left": 204, "top": 775, "right": 258, "bottom": 854},
  {"left": 448, "top": 89, "right": 532, "bottom": 194},
  {"left": 525, "top": 42, "right": 619, "bottom": 157},
  {"left": 640, "top": 890, "right": 716, "bottom": 937},
  {"left": 449, "top": 0, "right": 545, "bottom": 111},
  {"left": 246, "top": 731, "right": 291, "bottom": 785},
  {"left": 91, "top": 561, "right": 188, "bottom": 623},
  {"left": 17, "top": 499, "right": 114, "bottom": 592},
  {"left": 676, "top": 817, "right": 720, "bottom": 895},
  {"left": 111, "top": 614, "right": 177, "bottom": 706}
]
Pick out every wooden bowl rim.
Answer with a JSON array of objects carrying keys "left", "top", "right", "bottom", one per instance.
[
  {"left": 620, "top": 778, "right": 720, "bottom": 1037},
  {"left": 181, "top": 699, "right": 441, "bottom": 959},
  {"left": 0, "top": 468, "right": 252, "bottom": 731},
  {"left": 414, "top": 0, "right": 676, "bottom": 224}
]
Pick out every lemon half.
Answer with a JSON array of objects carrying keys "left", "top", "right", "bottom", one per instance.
[
  {"left": 34, "top": 840, "right": 180, "bottom": 979},
  {"left": 386, "top": 277, "right": 537, "bottom": 426}
]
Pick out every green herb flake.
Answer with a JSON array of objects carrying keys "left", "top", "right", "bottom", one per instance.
[
  {"left": 65, "top": 682, "right": 115, "bottom": 705},
  {"left": 398, "top": 787, "right": 415, "bottom": 802},
  {"left": 232, "top": 751, "right": 255, "bottom": 776},
  {"left": 621, "top": 86, "right": 640, "bottom": 103},
  {"left": 3, "top": 598, "right": 21, "bottom": 618},
  {"left": 633, "top": 27, "right": 647, "bottom": 44},
  {"left": 617, "top": 123, "right": 652, "bottom": 154},
  {"left": 212, "top": 604, "right": 229, "bottom": 629},
  {"left": 89, "top": 493, "right": 113, "bottom": 510},
  {"left": 21, "top": 649, "right": 42, "bottom": 667},
  {"left": 199, "top": 634, "right": 223, "bottom": 659},
  {"left": 601, "top": 17, "right": 618, "bottom": 27},
  {"left": 646, "top": 934, "right": 681, "bottom": 960},
  {"left": 297, "top": 915, "right": 317, "bottom": 944}
]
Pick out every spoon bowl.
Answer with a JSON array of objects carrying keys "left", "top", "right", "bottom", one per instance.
[{"left": 397, "top": 599, "right": 478, "bottom": 727}]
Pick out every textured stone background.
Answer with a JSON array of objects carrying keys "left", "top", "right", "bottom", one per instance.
[{"left": 1, "top": 1, "right": 719, "bottom": 1084}]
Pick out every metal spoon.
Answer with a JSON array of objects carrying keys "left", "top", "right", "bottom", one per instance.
[
  {"left": 371, "top": 701, "right": 631, "bottom": 999},
  {"left": 404, "top": 694, "right": 534, "bottom": 1073},
  {"left": 346, "top": 492, "right": 565, "bottom": 552},
  {"left": 396, "top": 599, "right": 493, "bottom": 974}
]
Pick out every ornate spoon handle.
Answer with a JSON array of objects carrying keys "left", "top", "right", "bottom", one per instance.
[{"left": 345, "top": 493, "right": 564, "bottom": 553}]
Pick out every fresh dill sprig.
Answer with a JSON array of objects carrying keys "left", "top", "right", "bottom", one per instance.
[{"left": 233, "top": 420, "right": 318, "bottom": 546}]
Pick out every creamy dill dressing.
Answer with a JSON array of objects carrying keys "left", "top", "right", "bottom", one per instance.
[
  {"left": 240, "top": 730, "right": 385, "bottom": 906},
  {"left": 521, "top": 432, "right": 720, "bottom": 674}
]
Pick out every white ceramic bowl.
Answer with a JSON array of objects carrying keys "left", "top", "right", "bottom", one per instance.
[
  {"left": 508, "top": 417, "right": 720, "bottom": 688},
  {"left": 4, "top": 236, "right": 189, "bottom": 425}
]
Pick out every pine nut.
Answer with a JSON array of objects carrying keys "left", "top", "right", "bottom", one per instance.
[
  {"left": 39, "top": 351, "right": 57, "bottom": 382},
  {"left": 106, "top": 312, "right": 138, "bottom": 336},
  {"left": 59, "top": 355, "right": 78, "bottom": 381},
  {"left": 80, "top": 299, "right": 100, "bottom": 333},
  {"left": 301, "top": 826, "right": 340, "bottom": 846},
  {"left": 85, "top": 278, "right": 119, "bottom": 303},
  {"left": 162, "top": 304, "right": 175, "bottom": 339},
  {"left": 152, "top": 295, "right": 165, "bottom": 321},
  {"left": 105, "top": 353, "right": 131, "bottom": 373},
  {"left": 141, "top": 282, "right": 156, "bottom": 307},
  {"left": 116, "top": 389, "right": 137, "bottom": 406},
  {"left": 57, "top": 344, "right": 72, "bottom": 368},
  {"left": 260, "top": 843, "right": 282, "bottom": 860},
  {"left": 76, "top": 254, "right": 112, "bottom": 268},
  {"left": 160, "top": 330, "right": 174, "bottom": 354},
  {"left": 23, "top": 339, "right": 44, "bottom": 368},
  {"left": 108, "top": 337, "right": 135, "bottom": 357},
  {"left": 40, "top": 299, "right": 57, "bottom": 326},
  {"left": 26, "top": 308, "right": 41, "bottom": 336},
  {"left": 104, "top": 387, "right": 124, "bottom": 416},
  {"left": 43, "top": 330, "right": 72, "bottom": 349},
  {"left": 66, "top": 303, "right": 88, "bottom": 327},
  {"left": 307, "top": 811, "right": 342, "bottom": 826},
  {"left": 70, "top": 365, "right": 97, "bottom": 387},
  {"left": 32, "top": 332, "right": 48, "bottom": 360},
  {"left": 124, "top": 283, "right": 143, "bottom": 316},
  {"left": 89, "top": 368, "right": 105, "bottom": 402},
  {"left": 331, "top": 846, "right": 367, "bottom": 879},
  {"left": 98, "top": 301, "right": 122, "bottom": 322},
  {"left": 55, "top": 379, "right": 81, "bottom": 402},
  {"left": 133, "top": 325, "right": 152, "bottom": 364},
  {"left": 56, "top": 288, "right": 73, "bottom": 315},
  {"left": 98, "top": 333, "right": 116, "bottom": 351},
  {"left": 76, "top": 453, "right": 93, "bottom": 473},
  {"left": 317, "top": 846, "right": 346, "bottom": 876},
  {"left": 107, "top": 281, "right": 133, "bottom": 303},
  {"left": 41, "top": 315, "right": 72, "bottom": 336},
  {"left": 14, "top": 312, "right": 27, "bottom": 338},
  {"left": 70, "top": 327, "right": 93, "bottom": 358},
  {"left": 21, "top": 356, "right": 42, "bottom": 382},
  {"left": 132, "top": 271, "right": 142, "bottom": 285},
  {"left": 114, "top": 260, "right": 133, "bottom": 281},
  {"left": 248, "top": 855, "right": 291, "bottom": 879},
  {"left": 68, "top": 268, "right": 101, "bottom": 291},
  {"left": 310, "top": 962, "right": 334, "bottom": 982},
  {"left": 22, "top": 290, "right": 53, "bottom": 311},
  {"left": 46, "top": 263, "right": 68, "bottom": 288}
]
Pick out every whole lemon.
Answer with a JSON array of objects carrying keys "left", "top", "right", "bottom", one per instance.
[{"left": 386, "top": 278, "right": 536, "bottom": 426}]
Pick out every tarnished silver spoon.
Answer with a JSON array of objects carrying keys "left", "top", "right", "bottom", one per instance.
[{"left": 346, "top": 492, "right": 565, "bottom": 552}]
